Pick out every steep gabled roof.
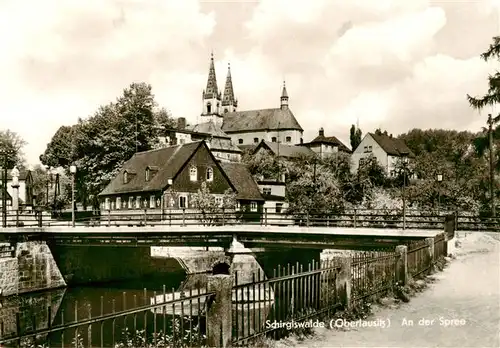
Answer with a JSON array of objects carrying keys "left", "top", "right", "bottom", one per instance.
[
  {"left": 186, "top": 121, "right": 231, "bottom": 139},
  {"left": 218, "top": 162, "right": 264, "bottom": 201},
  {"left": 222, "top": 108, "right": 303, "bottom": 133},
  {"left": 304, "top": 135, "right": 351, "bottom": 153},
  {"left": 254, "top": 140, "right": 316, "bottom": 159},
  {"left": 368, "top": 133, "right": 415, "bottom": 157},
  {"left": 99, "top": 142, "right": 203, "bottom": 196}
]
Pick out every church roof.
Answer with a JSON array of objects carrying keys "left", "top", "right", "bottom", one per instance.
[
  {"left": 222, "top": 108, "right": 303, "bottom": 133},
  {"left": 203, "top": 53, "right": 219, "bottom": 99},
  {"left": 222, "top": 63, "right": 236, "bottom": 107}
]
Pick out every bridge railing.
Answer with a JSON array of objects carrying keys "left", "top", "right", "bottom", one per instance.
[{"left": 1, "top": 207, "right": 498, "bottom": 231}]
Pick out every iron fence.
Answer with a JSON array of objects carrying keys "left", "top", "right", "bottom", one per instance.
[
  {"left": 433, "top": 233, "right": 447, "bottom": 262},
  {"left": 407, "top": 240, "right": 432, "bottom": 278},
  {"left": 0, "top": 284, "right": 213, "bottom": 348},
  {"left": 350, "top": 251, "right": 398, "bottom": 305},
  {"left": 231, "top": 259, "right": 343, "bottom": 346}
]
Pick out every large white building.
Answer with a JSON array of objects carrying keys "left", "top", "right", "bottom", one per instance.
[
  {"left": 350, "top": 132, "right": 414, "bottom": 176},
  {"left": 200, "top": 54, "right": 304, "bottom": 148}
]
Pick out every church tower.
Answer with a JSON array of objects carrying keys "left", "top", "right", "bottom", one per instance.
[
  {"left": 201, "top": 53, "right": 223, "bottom": 126},
  {"left": 280, "top": 81, "right": 289, "bottom": 110},
  {"left": 222, "top": 63, "right": 238, "bottom": 113}
]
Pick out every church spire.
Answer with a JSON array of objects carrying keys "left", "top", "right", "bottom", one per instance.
[
  {"left": 280, "top": 80, "right": 289, "bottom": 109},
  {"left": 203, "top": 52, "right": 220, "bottom": 100},
  {"left": 222, "top": 62, "right": 237, "bottom": 113}
]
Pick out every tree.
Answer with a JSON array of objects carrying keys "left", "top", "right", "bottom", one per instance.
[
  {"left": 467, "top": 35, "right": 500, "bottom": 215},
  {"left": 349, "top": 124, "right": 362, "bottom": 150},
  {"left": 190, "top": 182, "right": 237, "bottom": 225},
  {"left": 41, "top": 82, "right": 164, "bottom": 210},
  {"left": 0, "top": 130, "right": 27, "bottom": 168}
]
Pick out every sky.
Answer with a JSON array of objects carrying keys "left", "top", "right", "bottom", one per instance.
[{"left": 0, "top": 0, "right": 499, "bottom": 165}]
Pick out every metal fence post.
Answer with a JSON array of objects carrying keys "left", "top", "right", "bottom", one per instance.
[
  {"left": 15, "top": 209, "right": 19, "bottom": 227},
  {"left": 306, "top": 212, "right": 310, "bottom": 227},
  {"left": 425, "top": 237, "right": 434, "bottom": 270},
  {"left": 395, "top": 245, "right": 408, "bottom": 286},
  {"left": 182, "top": 208, "right": 185, "bottom": 226},
  {"left": 144, "top": 208, "right": 147, "bottom": 225},
  {"left": 265, "top": 207, "right": 268, "bottom": 226},
  {"left": 206, "top": 274, "right": 232, "bottom": 348},
  {"left": 336, "top": 257, "right": 352, "bottom": 310},
  {"left": 222, "top": 208, "right": 225, "bottom": 226},
  {"left": 107, "top": 209, "right": 111, "bottom": 227},
  {"left": 353, "top": 209, "right": 357, "bottom": 228}
]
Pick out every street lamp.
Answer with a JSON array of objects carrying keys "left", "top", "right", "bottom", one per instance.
[
  {"left": 70, "top": 165, "right": 77, "bottom": 227},
  {"left": 437, "top": 174, "right": 443, "bottom": 211},
  {"left": 401, "top": 155, "right": 409, "bottom": 230}
]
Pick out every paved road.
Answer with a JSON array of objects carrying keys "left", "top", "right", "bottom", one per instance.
[{"left": 281, "top": 232, "right": 500, "bottom": 348}]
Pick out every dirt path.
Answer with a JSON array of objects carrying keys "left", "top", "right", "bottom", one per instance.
[{"left": 276, "top": 232, "right": 500, "bottom": 348}]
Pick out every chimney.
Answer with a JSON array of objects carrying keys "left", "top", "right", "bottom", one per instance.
[
  {"left": 177, "top": 117, "right": 187, "bottom": 130},
  {"left": 319, "top": 127, "right": 324, "bottom": 137}
]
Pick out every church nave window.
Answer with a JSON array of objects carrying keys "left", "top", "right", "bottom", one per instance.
[
  {"left": 285, "top": 136, "right": 291, "bottom": 143},
  {"left": 254, "top": 138, "right": 259, "bottom": 143},
  {"left": 238, "top": 139, "right": 243, "bottom": 144},
  {"left": 271, "top": 137, "right": 277, "bottom": 142}
]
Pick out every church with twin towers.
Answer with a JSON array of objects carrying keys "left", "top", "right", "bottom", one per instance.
[{"left": 197, "top": 53, "right": 304, "bottom": 147}]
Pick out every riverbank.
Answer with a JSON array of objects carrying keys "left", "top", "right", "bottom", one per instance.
[{"left": 267, "top": 232, "right": 500, "bottom": 348}]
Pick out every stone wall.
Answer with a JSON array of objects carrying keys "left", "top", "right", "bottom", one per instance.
[{"left": 0, "top": 242, "right": 66, "bottom": 297}]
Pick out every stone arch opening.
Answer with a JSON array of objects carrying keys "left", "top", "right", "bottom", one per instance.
[{"left": 212, "top": 262, "right": 230, "bottom": 275}]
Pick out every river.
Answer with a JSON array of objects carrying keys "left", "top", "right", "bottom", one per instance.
[{"left": 0, "top": 273, "right": 191, "bottom": 347}]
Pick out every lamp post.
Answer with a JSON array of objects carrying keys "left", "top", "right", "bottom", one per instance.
[
  {"left": 401, "top": 156, "right": 409, "bottom": 230},
  {"left": 437, "top": 173, "right": 443, "bottom": 211},
  {"left": 70, "top": 165, "right": 77, "bottom": 227},
  {"left": 1, "top": 150, "right": 7, "bottom": 228}
]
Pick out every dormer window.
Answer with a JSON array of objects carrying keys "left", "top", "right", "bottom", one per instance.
[
  {"left": 145, "top": 166, "right": 158, "bottom": 182},
  {"left": 206, "top": 167, "right": 213, "bottom": 182},
  {"left": 190, "top": 166, "right": 197, "bottom": 181}
]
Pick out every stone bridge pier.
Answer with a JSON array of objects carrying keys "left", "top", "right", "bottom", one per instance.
[{"left": 227, "top": 238, "right": 322, "bottom": 323}]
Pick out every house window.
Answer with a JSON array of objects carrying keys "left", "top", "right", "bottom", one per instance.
[
  {"left": 105, "top": 198, "right": 110, "bottom": 210},
  {"left": 116, "top": 197, "right": 121, "bottom": 210},
  {"left": 136, "top": 196, "right": 141, "bottom": 209},
  {"left": 253, "top": 138, "right": 259, "bottom": 143},
  {"left": 359, "top": 158, "right": 365, "bottom": 167},
  {"left": 263, "top": 187, "right": 271, "bottom": 195},
  {"left": 128, "top": 197, "right": 133, "bottom": 209},
  {"left": 285, "top": 136, "right": 291, "bottom": 143},
  {"left": 235, "top": 201, "right": 240, "bottom": 211},
  {"left": 271, "top": 137, "right": 277, "bottom": 142},
  {"left": 190, "top": 166, "right": 197, "bottom": 181},
  {"left": 250, "top": 202, "right": 257, "bottom": 212},
  {"left": 145, "top": 168, "right": 150, "bottom": 182},
  {"left": 368, "top": 145, "right": 372, "bottom": 152},
  {"left": 180, "top": 138, "right": 185, "bottom": 144},
  {"left": 224, "top": 108, "right": 229, "bottom": 113},
  {"left": 276, "top": 203, "right": 283, "bottom": 214},
  {"left": 179, "top": 195, "right": 188, "bottom": 209},
  {"left": 215, "top": 197, "right": 222, "bottom": 207},
  {"left": 238, "top": 139, "right": 243, "bottom": 144},
  {"left": 150, "top": 195, "right": 155, "bottom": 208},
  {"left": 123, "top": 172, "right": 128, "bottom": 184},
  {"left": 206, "top": 167, "right": 213, "bottom": 182}
]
